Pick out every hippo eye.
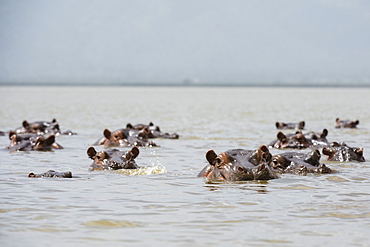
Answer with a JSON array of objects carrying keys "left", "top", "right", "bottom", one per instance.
[
  {"left": 96, "top": 155, "right": 101, "bottom": 160},
  {"left": 237, "top": 167, "right": 244, "bottom": 172}
]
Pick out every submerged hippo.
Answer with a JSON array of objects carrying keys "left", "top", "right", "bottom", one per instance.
[
  {"left": 94, "top": 128, "right": 157, "bottom": 147},
  {"left": 269, "top": 150, "right": 333, "bottom": 175},
  {"left": 322, "top": 142, "right": 365, "bottom": 162},
  {"left": 198, "top": 145, "right": 277, "bottom": 181},
  {"left": 335, "top": 118, "right": 359, "bottom": 128},
  {"left": 268, "top": 131, "right": 311, "bottom": 149},
  {"left": 87, "top": 146, "right": 140, "bottom": 170},
  {"left": 6, "top": 133, "right": 63, "bottom": 152},
  {"left": 14, "top": 119, "right": 75, "bottom": 135},
  {"left": 28, "top": 170, "right": 72, "bottom": 178},
  {"left": 303, "top": 129, "right": 329, "bottom": 147},
  {"left": 268, "top": 129, "right": 330, "bottom": 149},
  {"left": 275, "top": 121, "right": 305, "bottom": 130},
  {"left": 126, "top": 122, "right": 179, "bottom": 139}
]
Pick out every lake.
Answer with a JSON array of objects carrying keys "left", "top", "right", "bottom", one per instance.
[{"left": 1, "top": 86, "right": 370, "bottom": 246}]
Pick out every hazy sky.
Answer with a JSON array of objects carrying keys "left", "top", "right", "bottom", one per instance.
[{"left": 1, "top": 0, "right": 370, "bottom": 85}]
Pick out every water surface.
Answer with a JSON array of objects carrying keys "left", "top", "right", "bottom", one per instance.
[{"left": 0, "top": 86, "right": 370, "bottom": 246}]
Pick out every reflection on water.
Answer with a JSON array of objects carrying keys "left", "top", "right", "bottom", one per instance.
[{"left": 0, "top": 86, "right": 370, "bottom": 246}]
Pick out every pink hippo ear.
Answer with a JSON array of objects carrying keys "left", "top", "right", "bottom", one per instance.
[
  {"left": 206, "top": 150, "right": 217, "bottom": 165},
  {"left": 277, "top": 132, "right": 286, "bottom": 142},
  {"left": 87, "top": 147, "right": 97, "bottom": 159},
  {"left": 103, "top": 129, "right": 112, "bottom": 139},
  {"left": 126, "top": 123, "right": 133, "bottom": 129}
]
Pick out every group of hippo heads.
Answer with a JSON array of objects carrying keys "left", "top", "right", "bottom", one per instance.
[
  {"left": 5, "top": 119, "right": 68, "bottom": 152},
  {"left": 2, "top": 118, "right": 365, "bottom": 182},
  {"left": 93, "top": 122, "right": 179, "bottom": 148},
  {"left": 87, "top": 122, "right": 179, "bottom": 171},
  {"left": 198, "top": 118, "right": 365, "bottom": 182},
  {"left": 2, "top": 120, "right": 179, "bottom": 177}
]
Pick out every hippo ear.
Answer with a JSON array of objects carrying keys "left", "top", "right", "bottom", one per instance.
[
  {"left": 8, "top": 131, "right": 16, "bottom": 140},
  {"left": 321, "top": 129, "right": 328, "bottom": 138},
  {"left": 103, "top": 129, "right": 111, "bottom": 139},
  {"left": 277, "top": 132, "right": 286, "bottom": 142},
  {"left": 299, "top": 121, "right": 305, "bottom": 128},
  {"left": 259, "top": 145, "right": 269, "bottom": 153},
  {"left": 45, "top": 135, "right": 55, "bottom": 145},
  {"left": 336, "top": 118, "right": 340, "bottom": 123},
  {"left": 125, "top": 151, "right": 133, "bottom": 160},
  {"left": 126, "top": 123, "right": 133, "bottom": 129},
  {"left": 313, "top": 149, "right": 321, "bottom": 159},
  {"left": 149, "top": 122, "right": 154, "bottom": 126},
  {"left": 87, "top": 147, "right": 97, "bottom": 158},
  {"left": 130, "top": 146, "right": 140, "bottom": 159},
  {"left": 275, "top": 122, "right": 280, "bottom": 129},
  {"left": 28, "top": 173, "right": 37, "bottom": 177},
  {"left": 206, "top": 150, "right": 217, "bottom": 165},
  {"left": 322, "top": 147, "right": 334, "bottom": 158},
  {"left": 22, "top": 120, "right": 29, "bottom": 128},
  {"left": 355, "top": 120, "right": 359, "bottom": 125},
  {"left": 52, "top": 119, "right": 57, "bottom": 123},
  {"left": 356, "top": 148, "right": 363, "bottom": 157}
]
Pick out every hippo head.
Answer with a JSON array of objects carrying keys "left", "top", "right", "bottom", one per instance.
[
  {"left": 102, "top": 129, "right": 128, "bottom": 146},
  {"left": 204, "top": 150, "right": 255, "bottom": 181},
  {"left": 276, "top": 131, "right": 311, "bottom": 149},
  {"left": 87, "top": 146, "right": 140, "bottom": 170},
  {"left": 32, "top": 135, "right": 56, "bottom": 151},
  {"left": 322, "top": 143, "right": 365, "bottom": 162}
]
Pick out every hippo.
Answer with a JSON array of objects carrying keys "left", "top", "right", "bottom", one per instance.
[
  {"left": 322, "top": 142, "right": 365, "bottom": 162},
  {"left": 94, "top": 128, "right": 157, "bottom": 147},
  {"left": 269, "top": 150, "right": 333, "bottom": 175},
  {"left": 6, "top": 134, "right": 63, "bottom": 152},
  {"left": 275, "top": 121, "right": 305, "bottom": 130},
  {"left": 198, "top": 145, "right": 277, "bottom": 181},
  {"left": 28, "top": 170, "right": 72, "bottom": 178},
  {"left": 14, "top": 119, "right": 76, "bottom": 135},
  {"left": 126, "top": 122, "right": 179, "bottom": 139},
  {"left": 335, "top": 118, "right": 359, "bottom": 128},
  {"left": 87, "top": 146, "right": 140, "bottom": 170}
]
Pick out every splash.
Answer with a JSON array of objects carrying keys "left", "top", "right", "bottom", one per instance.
[{"left": 113, "top": 165, "right": 167, "bottom": 176}]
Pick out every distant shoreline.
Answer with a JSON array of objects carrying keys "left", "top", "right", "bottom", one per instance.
[{"left": 0, "top": 82, "right": 369, "bottom": 87}]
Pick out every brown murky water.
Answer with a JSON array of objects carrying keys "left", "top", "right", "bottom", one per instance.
[{"left": 0, "top": 86, "right": 370, "bottom": 246}]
